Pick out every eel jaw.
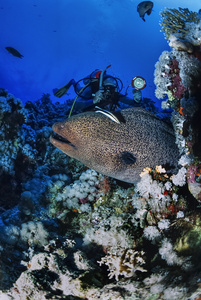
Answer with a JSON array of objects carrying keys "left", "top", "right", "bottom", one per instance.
[{"left": 50, "top": 131, "right": 76, "bottom": 151}]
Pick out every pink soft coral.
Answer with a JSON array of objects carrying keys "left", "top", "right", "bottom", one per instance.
[{"left": 168, "top": 59, "right": 186, "bottom": 99}]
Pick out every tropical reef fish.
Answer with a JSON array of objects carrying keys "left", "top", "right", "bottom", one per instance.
[
  {"left": 5, "top": 47, "right": 24, "bottom": 58},
  {"left": 137, "top": 1, "right": 153, "bottom": 21},
  {"left": 50, "top": 107, "right": 179, "bottom": 183},
  {"left": 95, "top": 106, "right": 122, "bottom": 124}
]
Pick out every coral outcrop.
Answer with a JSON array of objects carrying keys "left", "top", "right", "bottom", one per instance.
[
  {"left": 160, "top": 7, "right": 200, "bottom": 40},
  {"left": 155, "top": 7, "right": 201, "bottom": 203}
]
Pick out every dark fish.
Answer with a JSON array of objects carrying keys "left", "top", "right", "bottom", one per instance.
[
  {"left": 5, "top": 47, "right": 24, "bottom": 58},
  {"left": 137, "top": 1, "right": 153, "bottom": 21},
  {"left": 50, "top": 107, "right": 179, "bottom": 183}
]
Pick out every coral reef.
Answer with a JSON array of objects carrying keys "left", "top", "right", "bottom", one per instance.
[
  {"left": 0, "top": 9, "right": 201, "bottom": 297},
  {"left": 160, "top": 7, "right": 200, "bottom": 40},
  {"left": 154, "top": 49, "right": 201, "bottom": 110},
  {"left": 156, "top": 7, "right": 201, "bottom": 120},
  {"left": 169, "top": 34, "right": 194, "bottom": 53},
  {"left": 155, "top": 7, "right": 201, "bottom": 207}
]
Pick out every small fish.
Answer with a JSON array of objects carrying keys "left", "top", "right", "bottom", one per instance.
[
  {"left": 137, "top": 1, "right": 153, "bottom": 21},
  {"left": 95, "top": 106, "right": 121, "bottom": 124},
  {"left": 5, "top": 47, "right": 23, "bottom": 58},
  {"left": 50, "top": 107, "right": 179, "bottom": 183}
]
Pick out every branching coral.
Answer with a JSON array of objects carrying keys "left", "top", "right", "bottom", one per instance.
[
  {"left": 98, "top": 249, "right": 146, "bottom": 281},
  {"left": 160, "top": 7, "right": 200, "bottom": 40}
]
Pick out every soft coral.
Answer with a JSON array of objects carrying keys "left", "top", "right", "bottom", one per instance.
[{"left": 168, "top": 58, "right": 186, "bottom": 99}]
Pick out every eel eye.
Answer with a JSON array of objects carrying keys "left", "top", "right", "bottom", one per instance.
[{"left": 121, "top": 151, "right": 136, "bottom": 165}]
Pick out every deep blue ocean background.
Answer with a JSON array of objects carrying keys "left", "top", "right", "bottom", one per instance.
[{"left": 0, "top": 0, "right": 200, "bottom": 106}]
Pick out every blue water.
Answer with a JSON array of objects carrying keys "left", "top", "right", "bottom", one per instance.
[{"left": 0, "top": 0, "right": 200, "bottom": 105}]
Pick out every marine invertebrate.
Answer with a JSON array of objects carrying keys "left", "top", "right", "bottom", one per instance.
[
  {"left": 143, "top": 225, "right": 161, "bottom": 241},
  {"left": 98, "top": 249, "right": 146, "bottom": 281},
  {"left": 171, "top": 166, "right": 187, "bottom": 186},
  {"left": 0, "top": 91, "right": 33, "bottom": 209},
  {"left": 48, "top": 169, "right": 103, "bottom": 220},
  {"left": 25, "top": 93, "right": 70, "bottom": 131},
  {"left": 18, "top": 191, "right": 35, "bottom": 219},
  {"left": 154, "top": 50, "right": 188, "bottom": 110},
  {"left": 169, "top": 34, "right": 194, "bottom": 53},
  {"left": 173, "top": 49, "right": 201, "bottom": 90},
  {"left": 135, "top": 167, "right": 187, "bottom": 220},
  {"left": 0, "top": 90, "right": 76, "bottom": 211},
  {"left": 167, "top": 57, "right": 186, "bottom": 104},
  {"left": 154, "top": 50, "right": 172, "bottom": 100},
  {"left": 187, "top": 163, "right": 201, "bottom": 201},
  {"left": 154, "top": 47, "right": 201, "bottom": 132},
  {"left": 184, "top": 21, "right": 201, "bottom": 47},
  {"left": 20, "top": 221, "right": 49, "bottom": 247},
  {"left": 159, "top": 237, "right": 188, "bottom": 266},
  {"left": 166, "top": 214, "right": 201, "bottom": 274},
  {"left": 160, "top": 7, "right": 200, "bottom": 40},
  {"left": 157, "top": 8, "right": 201, "bottom": 129}
]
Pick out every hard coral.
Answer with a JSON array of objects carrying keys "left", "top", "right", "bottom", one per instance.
[
  {"left": 160, "top": 7, "right": 200, "bottom": 40},
  {"left": 169, "top": 34, "right": 194, "bottom": 54},
  {"left": 98, "top": 249, "right": 146, "bottom": 281}
]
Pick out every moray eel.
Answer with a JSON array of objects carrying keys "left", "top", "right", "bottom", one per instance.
[{"left": 50, "top": 107, "right": 179, "bottom": 183}]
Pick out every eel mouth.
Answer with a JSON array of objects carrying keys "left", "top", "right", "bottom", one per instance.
[{"left": 50, "top": 132, "right": 75, "bottom": 148}]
